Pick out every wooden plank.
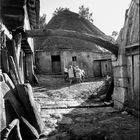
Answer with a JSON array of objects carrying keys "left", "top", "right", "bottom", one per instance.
[
  {"left": 0, "top": 76, "right": 6, "bottom": 130},
  {"left": 16, "top": 83, "right": 44, "bottom": 134},
  {"left": 3, "top": 73, "right": 15, "bottom": 90},
  {"left": 1, "top": 119, "right": 22, "bottom": 140},
  {"left": 20, "top": 117, "right": 39, "bottom": 139},
  {"left": 4, "top": 92, "right": 39, "bottom": 139},
  {"left": 101, "top": 60, "right": 107, "bottom": 77},
  {"left": 93, "top": 61, "right": 101, "bottom": 77},
  {"left": 127, "top": 56, "right": 133, "bottom": 103},
  {"left": 4, "top": 92, "right": 27, "bottom": 119},
  {"left": 9, "top": 56, "right": 21, "bottom": 84},
  {"left": 125, "top": 43, "right": 140, "bottom": 49},
  {"left": 1, "top": 48, "right": 9, "bottom": 73},
  {"left": 25, "top": 29, "right": 119, "bottom": 55},
  {"left": 12, "top": 33, "right": 23, "bottom": 84},
  {"left": 133, "top": 55, "right": 139, "bottom": 110},
  {"left": 0, "top": 24, "right": 12, "bottom": 39}
]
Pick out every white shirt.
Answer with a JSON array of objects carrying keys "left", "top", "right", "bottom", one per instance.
[{"left": 68, "top": 68, "right": 74, "bottom": 78}]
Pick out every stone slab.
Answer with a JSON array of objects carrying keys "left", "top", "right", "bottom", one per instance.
[
  {"left": 113, "top": 65, "right": 128, "bottom": 78},
  {"left": 114, "top": 77, "right": 129, "bottom": 88}
]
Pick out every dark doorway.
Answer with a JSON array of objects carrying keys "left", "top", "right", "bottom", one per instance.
[{"left": 51, "top": 55, "right": 61, "bottom": 74}]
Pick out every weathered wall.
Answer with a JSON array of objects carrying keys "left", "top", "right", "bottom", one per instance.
[
  {"left": 127, "top": 54, "right": 139, "bottom": 110},
  {"left": 25, "top": 53, "right": 34, "bottom": 82},
  {"left": 35, "top": 50, "right": 112, "bottom": 77},
  {"left": 0, "top": 31, "right": 6, "bottom": 132},
  {"left": 112, "top": 0, "right": 139, "bottom": 110},
  {"left": 18, "top": 50, "right": 25, "bottom": 83}
]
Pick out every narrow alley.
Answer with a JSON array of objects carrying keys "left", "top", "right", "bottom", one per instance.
[
  {"left": 33, "top": 75, "right": 139, "bottom": 140},
  {"left": 1, "top": 0, "right": 139, "bottom": 139}
]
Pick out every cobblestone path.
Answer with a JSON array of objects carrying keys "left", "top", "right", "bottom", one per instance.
[{"left": 33, "top": 75, "right": 139, "bottom": 140}]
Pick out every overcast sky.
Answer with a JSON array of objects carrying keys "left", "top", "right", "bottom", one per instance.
[{"left": 40, "top": 0, "right": 131, "bottom": 35}]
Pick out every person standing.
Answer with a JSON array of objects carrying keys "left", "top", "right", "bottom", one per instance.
[
  {"left": 75, "top": 66, "right": 82, "bottom": 83},
  {"left": 81, "top": 69, "right": 85, "bottom": 82},
  {"left": 64, "top": 67, "right": 68, "bottom": 82},
  {"left": 68, "top": 65, "right": 74, "bottom": 84}
]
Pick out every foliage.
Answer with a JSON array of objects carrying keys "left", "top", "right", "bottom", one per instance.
[
  {"left": 53, "top": 7, "right": 70, "bottom": 16},
  {"left": 111, "top": 31, "right": 118, "bottom": 40},
  {"left": 78, "top": 5, "right": 93, "bottom": 23},
  {"left": 39, "top": 14, "right": 47, "bottom": 29},
  {"left": 112, "top": 31, "right": 118, "bottom": 37}
]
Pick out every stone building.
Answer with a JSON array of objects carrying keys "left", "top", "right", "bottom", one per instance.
[
  {"left": 35, "top": 10, "right": 113, "bottom": 77},
  {"left": 112, "top": 0, "right": 139, "bottom": 111}
]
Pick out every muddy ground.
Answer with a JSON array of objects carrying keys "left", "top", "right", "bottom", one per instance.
[{"left": 33, "top": 75, "right": 139, "bottom": 140}]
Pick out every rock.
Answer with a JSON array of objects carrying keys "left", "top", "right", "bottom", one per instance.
[
  {"left": 99, "top": 94, "right": 106, "bottom": 100},
  {"left": 58, "top": 117, "right": 73, "bottom": 125},
  {"left": 121, "top": 111, "right": 128, "bottom": 115},
  {"left": 75, "top": 117, "right": 91, "bottom": 122},
  {"left": 45, "top": 118, "right": 58, "bottom": 128},
  {"left": 99, "top": 116, "right": 125, "bottom": 124},
  {"left": 35, "top": 101, "right": 41, "bottom": 112},
  {"left": 70, "top": 123, "right": 95, "bottom": 137},
  {"left": 39, "top": 128, "right": 54, "bottom": 138},
  {"left": 70, "top": 123, "right": 109, "bottom": 140},
  {"left": 48, "top": 132, "right": 70, "bottom": 140},
  {"left": 51, "top": 114, "right": 62, "bottom": 120}
]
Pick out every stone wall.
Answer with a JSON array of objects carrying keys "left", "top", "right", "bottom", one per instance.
[
  {"left": 35, "top": 50, "right": 112, "bottom": 77},
  {"left": 112, "top": 0, "right": 139, "bottom": 110}
]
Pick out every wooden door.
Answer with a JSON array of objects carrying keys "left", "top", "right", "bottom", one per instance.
[
  {"left": 51, "top": 55, "right": 61, "bottom": 74},
  {"left": 93, "top": 60, "right": 102, "bottom": 77},
  {"left": 127, "top": 55, "right": 139, "bottom": 110},
  {"left": 101, "top": 60, "right": 108, "bottom": 77}
]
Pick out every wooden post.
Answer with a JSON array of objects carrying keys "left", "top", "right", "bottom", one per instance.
[
  {"left": 25, "top": 29, "right": 119, "bottom": 55},
  {"left": 1, "top": 119, "right": 22, "bottom": 140},
  {"left": 4, "top": 92, "right": 39, "bottom": 139},
  {"left": 12, "top": 31, "right": 23, "bottom": 84},
  {"left": 16, "top": 83, "right": 44, "bottom": 134},
  {"left": 0, "top": 30, "right": 10, "bottom": 73}
]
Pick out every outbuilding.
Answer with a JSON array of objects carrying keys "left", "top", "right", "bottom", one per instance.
[{"left": 35, "top": 10, "right": 113, "bottom": 77}]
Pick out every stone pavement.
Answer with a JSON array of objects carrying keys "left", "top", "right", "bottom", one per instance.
[{"left": 33, "top": 75, "right": 139, "bottom": 140}]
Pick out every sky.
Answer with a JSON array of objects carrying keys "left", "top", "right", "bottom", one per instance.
[{"left": 40, "top": 0, "right": 131, "bottom": 35}]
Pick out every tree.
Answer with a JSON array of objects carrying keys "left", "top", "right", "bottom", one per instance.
[
  {"left": 112, "top": 31, "right": 118, "bottom": 40},
  {"left": 39, "top": 14, "right": 47, "bottom": 29},
  {"left": 112, "top": 31, "right": 118, "bottom": 37},
  {"left": 78, "top": 5, "right": 93, "bottom": 23},
  {"left": 53, "top": 7, "right": 70, "bottom": 17}
]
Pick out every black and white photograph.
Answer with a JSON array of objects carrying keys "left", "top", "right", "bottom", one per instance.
[{"left": 0, "top": 0, "right": 139, "bottom": 139}]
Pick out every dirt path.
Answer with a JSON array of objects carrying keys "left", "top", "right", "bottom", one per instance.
[{"left": 33, "top": 75, "right": 139, "bottom": 140}]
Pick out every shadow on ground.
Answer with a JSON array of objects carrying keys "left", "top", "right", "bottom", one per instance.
[{"left": 33, "top": 75, "right": 139, "bottom": 140}]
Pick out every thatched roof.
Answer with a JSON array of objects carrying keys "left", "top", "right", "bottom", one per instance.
[
  {"left": 35, "top": 10, "right": 111, "bottom": 52},
  {"left": 46, "top": 10, "right": 107, "bottom": 37},
  {"left": 39, "top": 36, "right": 108, "bottom": 52}
]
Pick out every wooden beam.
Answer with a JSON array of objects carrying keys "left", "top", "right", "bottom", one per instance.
[
  {"left": 0, "top": 24, "right": 12, "bottom": 39},
  {"left": 25, "top": 29, "right": 119, "bottom": 55}
]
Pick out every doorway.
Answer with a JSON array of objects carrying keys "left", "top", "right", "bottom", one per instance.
[{"left": 51, "top": 55, "right": 61, "bottom": 74}]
